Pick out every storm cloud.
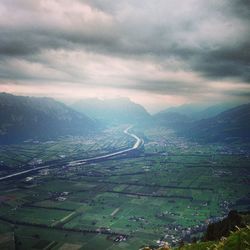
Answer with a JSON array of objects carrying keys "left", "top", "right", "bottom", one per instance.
[{"left": 0, "top": 0, "right": 249, "bottom": 111}]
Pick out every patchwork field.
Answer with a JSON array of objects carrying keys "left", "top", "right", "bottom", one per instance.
[{"left": 0, "top": 126, "right": 249, "bottom": 249}]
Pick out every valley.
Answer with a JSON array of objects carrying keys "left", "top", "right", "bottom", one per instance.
[
  {"left": 0, "top": 126, "right": 249, "bottom": 249},
  {"left": 1, "top": 0, "right": 250, "bottom": 248},
  {"left": 0, "top": 126, "right": 142, "bottom": 181}
]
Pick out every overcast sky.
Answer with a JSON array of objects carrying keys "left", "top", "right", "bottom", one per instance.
[{"left": 0, "top": 0, "right": 249, "bottom": 112}]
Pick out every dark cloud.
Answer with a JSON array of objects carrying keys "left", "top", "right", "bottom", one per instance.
[
  {"left": 125, "top": 80, "right": 208, "bottom": 96},
  {"left": 0, "top": 0, "right": 249, "bottom": 102},
  {"left": 230, "top": 0, "right": 250, "bottom": 19},
  {"left": 191, "top": 42, "right": 250, "bottom": 82}
]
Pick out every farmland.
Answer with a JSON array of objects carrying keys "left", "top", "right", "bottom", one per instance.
[{"left": 0, "top": 126, "right": 249, "bottom": 249}]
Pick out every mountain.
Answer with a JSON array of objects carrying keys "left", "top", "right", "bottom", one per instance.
[
  {"left": 72, "top": 97, "right": 151, "bottom": 125},
  {"left": 158, "top": 103, "right": 209, "bottom": 118},
  {"left": 0, "top": 93, "right": 96, "bottom": 144},
  {"left": 157, "top": 102, "right": 241, "bottom": 121},
  {"left": 191, "top": 103, "right": 241, "bottom": 120},
  {"left": 180, "top": 103, "right": 250, "bottom": 142},
  {"left": 153, "top": 111, "right": 192, "bottom": 129}
]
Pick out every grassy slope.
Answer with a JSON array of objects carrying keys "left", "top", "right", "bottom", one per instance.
[{"left": 177, "top": 226, "right": 250, "bottom": 250}]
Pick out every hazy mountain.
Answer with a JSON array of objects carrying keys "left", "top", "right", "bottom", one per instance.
[
  {"left": 159, "top": 103, "right": 209, "bottom": 117},
  {"left": 0, "top": 93, "right": 96, "bottom": 144},
  {"left": 191, "top": 103, "right": 241, "bottom": 120},
  {"left": 158, "top": 102, "right": 241, "bottom": 120},
  {"left": 180, "top": 103, "right": 250, "bottom": 142},
  {"left": 72, "top": 97, "right": 151, "bottom": 125},
  {"left": 153, "top": 111, "right": 192, "bottom": 129}
]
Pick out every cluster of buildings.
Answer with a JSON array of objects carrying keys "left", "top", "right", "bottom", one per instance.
[{"left": 113, "top": 235, "right": 127, "bottom": 242}]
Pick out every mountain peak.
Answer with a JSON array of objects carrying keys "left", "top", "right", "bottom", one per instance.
[{"left": 72, "top": 97, "right": 151, "bottom": 125}]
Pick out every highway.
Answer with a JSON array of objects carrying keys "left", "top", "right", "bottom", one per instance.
[
  {"left": 0, "top": 165, "right": 52, "bottom": 181},
  {"left": 0, "top": 126, "right": 143, "bottom": 181},
  {"left": 67, "top": 126, "right": 143, "bottom": 166}
]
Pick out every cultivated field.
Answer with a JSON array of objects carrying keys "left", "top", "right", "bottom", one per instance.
[{"left": 0, "top": 126, "right": 249, "bottom": 249}]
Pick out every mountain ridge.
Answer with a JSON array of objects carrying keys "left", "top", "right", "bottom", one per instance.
[
  {"left": 182, "top": 103, "right": 250, "bottom": 142},
  {"left": 72, "top": 97, "right": 151, "bottom": 125},
  {"left": 0, "top": 93, "right": 96, "bottom": 144},
  {"left": 154, "top": 103, "right": 250, "bottom": 143}
]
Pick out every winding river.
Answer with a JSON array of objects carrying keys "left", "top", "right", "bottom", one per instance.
[{"left": 0, "top": 126, "right": 143, "bottom": 181}]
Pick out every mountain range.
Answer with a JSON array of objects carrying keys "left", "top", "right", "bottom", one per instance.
[
  {"left": 154, "top": 103, "right": 250, "bottom": 143},
  {"left": 0, "top": 93, "right": 96, "bottom": 144},
  {"left": 0, "top": 93, "right": 249, "bottom": 144},
  {"left": 182, "top": 103, "right": 250, "bottom": 142},
  {"left": 156, "top": 102, "right": 241, "bottom": 121}
]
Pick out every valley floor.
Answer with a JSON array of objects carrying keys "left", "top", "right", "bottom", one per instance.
[{"left": 0, "top": 126, "right": 249, "bottom": 249}]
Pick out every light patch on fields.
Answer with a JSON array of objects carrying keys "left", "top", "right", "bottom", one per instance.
[
  {"left": 110, "top": 207, "right": 120, "bottom": 217},
  {"left": 59, "top": 243, "right": 82, "bottom": 250},
  {"left": 60, "top": 212, "right": 76, "bottom": 223},
  {"left": 52, "top": 211, "right": 77, "bottom": 227}
]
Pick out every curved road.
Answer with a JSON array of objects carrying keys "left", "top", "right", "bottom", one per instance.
[
  {"left": 67, "top": 126, "right": 143, "bottom": 166},
  {"left": 0, "top": 126, "right": 143, "bottom": 181}
]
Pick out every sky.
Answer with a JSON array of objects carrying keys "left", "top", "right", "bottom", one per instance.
[{"left": 0, "top": 0, "right": 249, "bottom": 113}]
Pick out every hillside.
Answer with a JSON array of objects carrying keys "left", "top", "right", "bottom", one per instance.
[
  {"left": 141, "top": 228, "right": 250, "bottom": 250},
  {"left": 204, "top": 210, "right": 247, "bottom": 241},
  {"left": 191, "top": 103, "right": 241, "bottom": 121},
  {"left": 153, "top": 111, "right": 191, "bottom": 129},
  {"left": 182, "top": 103, "right": 250, "bottom": 143},
  {"left": 72, "top": 97, "right": 151, "bottom": 125},
  {"left": 177, "top": 211, "right": 250, "bottom": 250},
  {"left": 141, "top": 211, "right": 250, "bottom": 250},
  {"left": 0, "top": 93, "right": 96, "bottom": 144},
  {"left": 157, "top": 104, "right": 209, "bottom": 118},
  {"left": 157, "top": 103, "right": 240, "bottom": 121},
  {"left": 155, "top": 103, "right": 250, "bottom": 143},
  {"left": 178, "top": 227, "right": 250, "bottom": 250}
]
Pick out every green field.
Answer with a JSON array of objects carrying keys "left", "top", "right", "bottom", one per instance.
[{"left": 0, "top": 126, "right": 249, "bottom": 249}]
